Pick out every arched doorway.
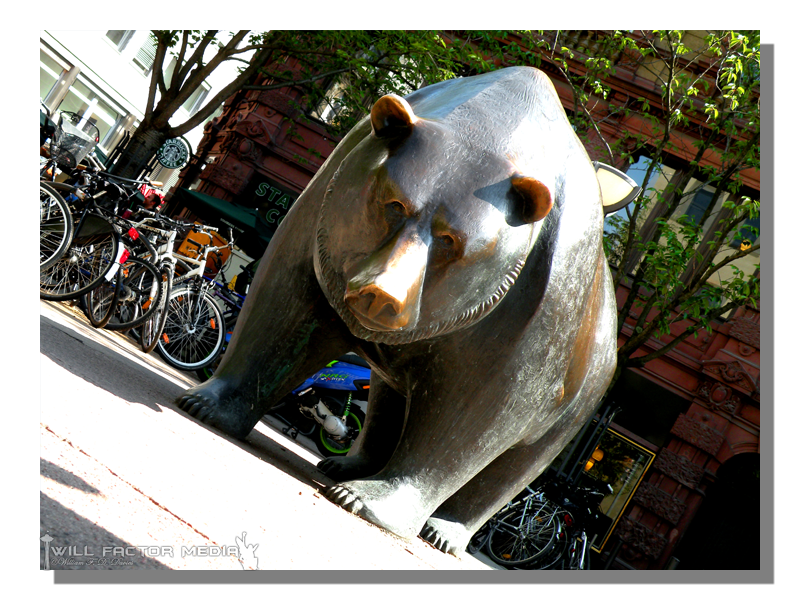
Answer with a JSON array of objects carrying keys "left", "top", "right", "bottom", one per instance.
[{"left": 674, "top": 452, "right": 760, "bottom": 570}]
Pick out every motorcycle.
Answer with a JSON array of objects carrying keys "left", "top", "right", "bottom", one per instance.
[{"left": 265, "top": 354, "right": 370, "bottom": 457}]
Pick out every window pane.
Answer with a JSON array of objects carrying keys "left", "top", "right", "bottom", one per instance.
[
  {"left": 625, "top": 155, "right": 660, "bottom": 189},
  {"left": 184, "top": 84, "right": 210, "bottom": 115},
  {"left": 682, "top": 188, "right": 714, "bottom": 225},
  {"left": 56, "top": 75, "right": 125, "bottom": 154},
  {"left": 729, "top": 215, "right": 760, "bottom": 249},
  {"left": 40, "top": 49, "right": 65, "bottom": 101},
  {"left": 133, "top": 35, "right": 157, "bottom": 74},
  {"left": 106, "top": 30, "right": 134, "bottom": 51}
]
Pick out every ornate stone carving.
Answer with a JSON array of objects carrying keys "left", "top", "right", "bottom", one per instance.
[
  {"left": 632, "top": 482, "right": 686, "bottom": 525},
  {"left": 697, "top": 380, "right": 740, "bottom": 413},
  {"left": 670, "top": 413, "right": 725, "bottom": 455},
  {"left": 653, "top": 448, "right": 705, "bottom": 488},
  {"left": 738, "top": 342, "right": 755, "bottom": 357},
  {"left": 257, "top": 90, "right": 296, "bottom": 116},
  {"left": 205, "top": 156, "right": 253, "bottom": 196},
  {"left": 615, "top": 517, "right": 667, "bottom": 560},
  {"left": 702, "top": 359, "right": 759, "bottom": 397},
  {"left": 234, "top": 116, "right": 273, "bottom": 147},
  {"left": 728, "top": 317, "right": 760, "bottom": 349},
  {"left": 236, "top": 138, "right": 263, "bottom": 165}
]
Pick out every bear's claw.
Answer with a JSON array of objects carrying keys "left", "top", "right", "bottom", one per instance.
[
  {"left": 418, "top": 517, "right": 470, "bottom": 556},
  {"left": 326, "top": 484, "right": 364, "bottom": 514}
]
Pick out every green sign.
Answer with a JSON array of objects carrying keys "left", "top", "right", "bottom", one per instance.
[
  {"left": 156, "top": 137, "right": 191, "bottom": 170},
  {"left": 252, "top": 179, "right": 297, "bottom": 227}
]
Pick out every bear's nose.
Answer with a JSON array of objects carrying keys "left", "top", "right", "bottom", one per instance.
[
  {"left": 344, "top": 230, "right": 428, "bottom": 331},
  {"left": 345, "top": 284, "right": 405, "bottom": 325}
]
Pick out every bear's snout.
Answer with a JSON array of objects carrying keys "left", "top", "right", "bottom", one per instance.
[
  {"left": 344, "top": 232, "right": 428, "bottom": 331},
  {"left": 345, "top": 284, "right": 407, "bottom": 328}
]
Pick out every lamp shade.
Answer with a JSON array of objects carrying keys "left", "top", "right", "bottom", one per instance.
[{"left": 594, "top": 161, "right": 642, "bottom": 215}]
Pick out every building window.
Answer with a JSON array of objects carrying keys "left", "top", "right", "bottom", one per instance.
[
  {"left": 730, "top": 215, "right": 760, "bottom": 250},
  {"left": 682, "top": 187, "right": 715, "bottom": 226},
  {"left": 163, "top": 58, "right": 212, "bottom": 115},
  {"left": 106, "top": 30, "right": 135, "bottom": 52},
  {"left": 132, "top": 34, "right": 157, "bottom": 76},
  {"left": 183, "top": 82, "right": 211, "bottom": 116},
  {"left": 55, "top": 74, "right": 127, "bottom": 155},
  {"left": 40, "top": 47, "right": 69, "bottom": 104},
  {"left": 625, "top": 155, "right": 661, "bottom": 189}
]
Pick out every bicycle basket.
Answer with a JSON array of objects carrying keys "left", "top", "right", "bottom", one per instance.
[{"left": 51, "top": 112, "right": 100, "bottom": 170}]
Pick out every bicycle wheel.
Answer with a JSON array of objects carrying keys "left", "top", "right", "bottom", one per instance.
[
  {"left": 157, "top": 286, "right": 226, "bottom": 370},
  {"left": 315, "top": 407, "right": 365, "bottom": 457},
  {"left": 537, "top": 526, "right": 569, "bottom": 570},
  {"left": 467, "top": 521, "right": 493, "bottom": 555},
  {"left": 40, "top": 215, "right": 120, "bottom": 301},
  {"left": 84, "top": 269, "right": 122, "bottom": 328},
  {"left": 486, "top": 500, "right": 560, "bottom": 568},
  {"left": 40, "top": 182, "right": 73, "bottom": 270},
  {"left": 139, "top": 266, "right": 173, "bottom": 353},
  {"left": 195, "top": 336, "right": 229, "bottom": 381},
  {"left": 104, "top": 256, "right": 163, "bottom": 332}
]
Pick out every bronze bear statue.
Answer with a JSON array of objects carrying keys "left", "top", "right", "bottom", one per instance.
[{"left": 177, "top": 66, "right": 618, "bottom": 555}]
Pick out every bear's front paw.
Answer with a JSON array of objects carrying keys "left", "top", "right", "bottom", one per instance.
[
  {"left": 326, "top": 484, "right": 365, "bottom": 514},
  {"left": 324, "top": 480, "right": 426, "bottom": 540},
  {"left": 175, "top": 377, "right": 252, "bottom": 439},
  {"left": 420, "top": 517, "right": 471, "bottom": 556},
  {"left": 318, "top": 455, "right": 381, "bottom": 481}
]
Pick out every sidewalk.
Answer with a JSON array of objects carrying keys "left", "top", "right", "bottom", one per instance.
[{"left": 39, "top": 300, "right": 501, "bottom": 578}]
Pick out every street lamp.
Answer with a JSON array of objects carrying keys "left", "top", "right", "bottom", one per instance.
[{"left": 594, "top": 161, "right": 642, "bottom": 216}]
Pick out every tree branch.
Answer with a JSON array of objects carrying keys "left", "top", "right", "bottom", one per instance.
[
  {"left": 174, "top": 30, "right": 189, "bottom": 82},
  {"left": 242, "top": 66, "right": 355, "bottom": 92},
  {"left": 173, "top": 30, "right": 221, "bottom": 91},
  {"left": 626, "top": 300, "right": 739, "bottom": 367},
  {"left": 167, "top": 47, "right": 272, "bottom": 139}
]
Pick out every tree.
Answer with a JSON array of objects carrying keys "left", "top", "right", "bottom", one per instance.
[
  {"left": 109, "top": 30, "right": 487, "bottom": 178},
  {"left": 493, "top": 30, "right": 761, "bottom": 391}
]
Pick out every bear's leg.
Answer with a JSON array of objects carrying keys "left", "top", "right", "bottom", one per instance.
[
  {"left": 419, "top": 422, "right": 575, "bottom": 556},
  {"left": 325, "top": 383, "right": 530, "bottom": 540},
  {"left": 176, "top": 117, "right": 374, "bottom": 440},
  {"left": 318, "top": 373, "right": 405, "bottom": 481},
  {"left": 176, "top": 243, "right": 355, "bottom": 440},
  {"left": 176, "top": 292, "right": 353, "bottom": 439}
]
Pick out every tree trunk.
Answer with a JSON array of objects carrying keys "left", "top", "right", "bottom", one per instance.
[{"left": 109, "top": 127, "right": 168, "bottom": 179}]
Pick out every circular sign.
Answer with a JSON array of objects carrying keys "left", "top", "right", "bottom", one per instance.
[{"left": 156, "top": 137, "right": 191, "bottom": 169}]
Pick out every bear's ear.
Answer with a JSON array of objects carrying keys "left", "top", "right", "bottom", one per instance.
[
  {"left": 371, "top": 94, "right": 418, "bottom": 139},
  {"left": 511, "top": 176, "right": 553, "bottom": 223}
]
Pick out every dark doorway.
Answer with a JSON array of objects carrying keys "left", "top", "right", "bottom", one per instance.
[{"left": 674, "top": 452, "right": 760, "bottom": 570}]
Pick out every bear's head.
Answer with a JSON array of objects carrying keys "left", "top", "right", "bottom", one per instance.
[{"left": 315, "top": 68, "right": 572, "bottom": 345}]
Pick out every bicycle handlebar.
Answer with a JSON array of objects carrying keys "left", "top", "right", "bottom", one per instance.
[{"left": 136, "top": 209, "right": 193, "bottom": 230}]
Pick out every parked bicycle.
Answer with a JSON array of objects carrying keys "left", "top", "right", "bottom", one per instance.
[
  {"left": 193, "top": 256, "right": 256, "bottom": 381},
  {"left": 40, "top": 162, "right": 167, "bottom": 338},
  {"left": 468, "top": 476, "right": 611, "bottom": 570},
  {"left": 468, "top": 486, "right": 562, "bottom": 569},
  {"left": 153, "top": 224, "right": 237, "bottom": 371},
  {"left": 540, "top": 477, "right": 612, "bottom": 570}
]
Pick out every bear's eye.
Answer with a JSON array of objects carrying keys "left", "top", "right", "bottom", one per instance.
[
  {"left": 386, "top": 200, "right": 406, "bottom": 216},
  {"left": 439, "top": 234, "right": 455, "bottom": 247},
  {"left": 433, "top": 232, "right": 463, "bottom": 263}
]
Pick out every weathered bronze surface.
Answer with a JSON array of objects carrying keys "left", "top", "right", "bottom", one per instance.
[{"left": 176, "top": 67, "right": 618, "bottom": 555}]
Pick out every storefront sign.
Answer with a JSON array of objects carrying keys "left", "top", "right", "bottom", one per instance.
[
  {"left": 244, "top": 176, "right": 298, "bottom": 230},
  {"left": 156, "top": 137, "right": 191, "bottom": 169}
]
